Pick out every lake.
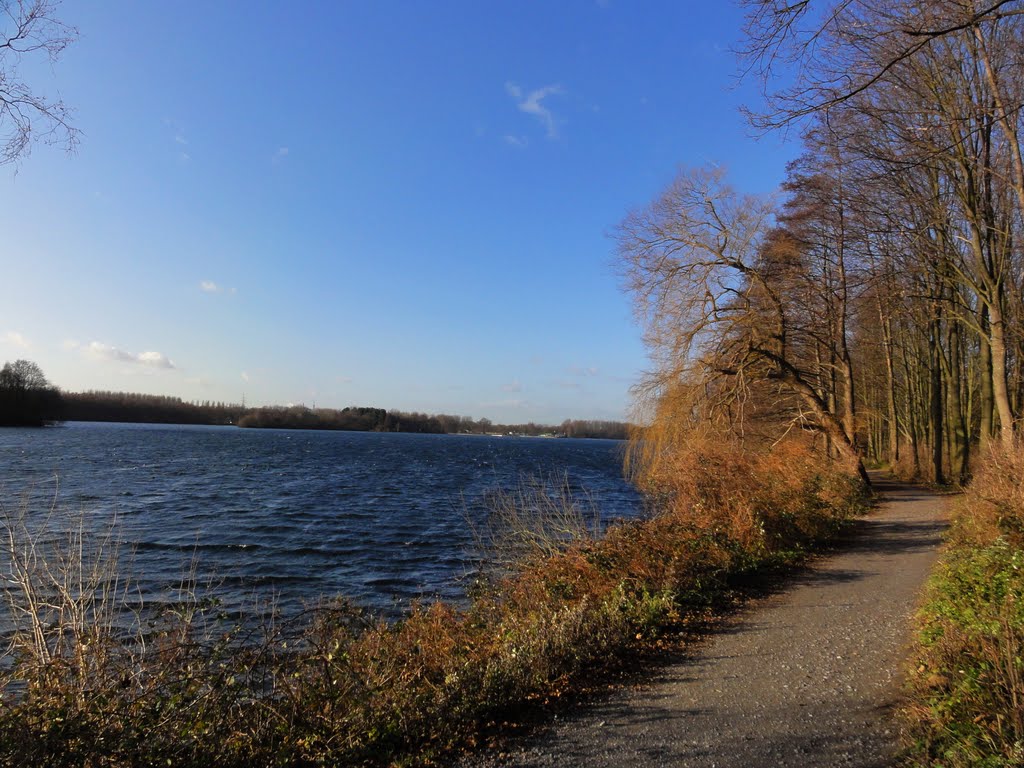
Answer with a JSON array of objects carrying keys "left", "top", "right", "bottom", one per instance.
[{"left": 0, "top": 422, "right": 642, "bottom": 618}]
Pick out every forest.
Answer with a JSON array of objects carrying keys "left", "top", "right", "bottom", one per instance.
[
  {"left": 621, "top": 1, "right": 1024, "bottom": 486},
  {"left": 2, "top": 387, "right": 629, "bottom": 439}
]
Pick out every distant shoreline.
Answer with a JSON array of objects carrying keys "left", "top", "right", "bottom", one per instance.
[
  {"left": 48, "top": 391, "right": 630, "bottom": 439},
  {"left": 45, "top": 419, "right": 626, "bottom": 440}
]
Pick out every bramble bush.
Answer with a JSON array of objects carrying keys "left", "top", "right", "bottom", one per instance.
[{"left": 906, "top": 444, "right": 1024, "bottom": 767}]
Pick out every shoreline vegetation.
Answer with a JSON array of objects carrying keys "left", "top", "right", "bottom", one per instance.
[{"left": 0, "top": 436, "right": 868, "bottom": 767}]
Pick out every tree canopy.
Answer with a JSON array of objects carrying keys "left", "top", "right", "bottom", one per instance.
[
  {"left": 625, "top": 0, "right": 1024, "bottom": 486},
  {"left": 0, "top": 359, "right": 60, "bottom": 426},
  {"left": 0, "top": 0, "right": 78, "bottom": 165}
]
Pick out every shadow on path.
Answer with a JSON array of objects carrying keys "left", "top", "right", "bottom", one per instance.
[{"left": 460, "top": 478, "right": 949, "bottom": 768}]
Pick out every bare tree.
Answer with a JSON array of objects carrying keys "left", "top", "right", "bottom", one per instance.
[
  {"left": 0, "top": 0, "right": 78, "bottom": 165},
  {"left": 616, "top": 165, "right": 869, "bottom": 481},
  {"left": 738, "top": 0, "right": 1024, "bottom": 130}
]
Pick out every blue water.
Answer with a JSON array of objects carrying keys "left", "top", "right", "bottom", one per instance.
[{"left": 0, "top": 422, "right": 641, "bottom": 617}]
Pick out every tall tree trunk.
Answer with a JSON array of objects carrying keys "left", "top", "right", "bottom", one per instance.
[
  {"left": 930, "top": 317, "right": 946, "bottom": 485},
  {"left": 947, "top": 319, "right": 970, "bottom": 484},
  {"left": 882, "top": 314, "right": 899, "bottom": 463},
  {"left": 990, "top": 300, "right": 1016, "bottom": 449},
  {"left": 979, "top": 304, "right": 995, "bottom": 447}
]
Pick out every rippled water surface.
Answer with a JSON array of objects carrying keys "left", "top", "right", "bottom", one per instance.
[{"left": 0, "top": 423, "right": 641, "bottom": 616}]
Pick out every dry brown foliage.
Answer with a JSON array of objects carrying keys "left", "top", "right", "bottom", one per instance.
[{"left": 0, "top": 445, "right": 864, "bottom": 767}]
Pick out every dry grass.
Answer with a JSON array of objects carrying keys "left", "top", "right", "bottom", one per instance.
[
  {"left": 471, "top": 475, "right": 603, "bottom": 576},
  {"left": 0, "top": 440, "right": 865, "bottom": 767}
]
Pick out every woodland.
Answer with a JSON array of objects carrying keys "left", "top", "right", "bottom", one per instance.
[{"left": 621, "top": 1, "right": 1024, "bottom": 487}]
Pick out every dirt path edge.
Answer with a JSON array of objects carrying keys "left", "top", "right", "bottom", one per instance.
[{"left": 460, "top": 476, "right": 949, "bottom": 768}]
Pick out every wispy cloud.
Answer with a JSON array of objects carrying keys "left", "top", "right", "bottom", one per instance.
[
  {"left": 200, "top": 280, "right": 236, "bottom": 295},
  {"left": 240, "top": 371, "right": 250, "bottom": 383},
  {"left": 165, "top": 119, "right": 191, "bottom": 161},
  {"left": 3, "top": 331, "right": 30, "bottom": 349},
  {"left": 567, "top": 364, "right": 600, "bottom": 377},
  {"left": 86, "top": 342, "right": 176, "bottom": 370},
  {"left": 503, "top": 134, "right": 528, "bottom": 148},
  {"left": 273, "top": 146, "right": 289, "bottom": 164},
  {"left": 501, "top": 379, "right": 523, "bottom": 393},
  {"left": 506, "top": 82, "right": 564, "bottom": 138}
]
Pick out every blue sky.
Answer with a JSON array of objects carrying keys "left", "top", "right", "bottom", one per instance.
[{"left": 1, "top": 1, "right": 797, "bottom": 424}]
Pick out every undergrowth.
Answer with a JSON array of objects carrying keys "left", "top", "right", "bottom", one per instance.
[
  {"left": 0, "top": 437, "right": 866, "bottom": 767},
  {"left": 904, "top": 444, "right": 1024, "bottom": 767}
]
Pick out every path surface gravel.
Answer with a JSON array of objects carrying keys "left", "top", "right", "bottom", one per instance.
[{"left": 461, "top": 476, "right": 948, "bottom": 767}]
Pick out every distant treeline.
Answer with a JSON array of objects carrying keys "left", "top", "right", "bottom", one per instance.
[
  {"left": 237, "top": 406, "right": 444, "bottom": 433},
  {"left": 239, "top": 406, "right": 629, "bottom": 439},
  {"left": 62, "top": 391, "right": 245, "bottom": 425},
  {"left": 49, "top": 387, "right": 629, "bottom": 439}
]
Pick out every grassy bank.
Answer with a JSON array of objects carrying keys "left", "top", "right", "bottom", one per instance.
[
  {"left": 905, "top": 446, "right": 1024, "bottom": 767},
  {"left": 0, "top": 439, "right": 865, "bottom": 767}
]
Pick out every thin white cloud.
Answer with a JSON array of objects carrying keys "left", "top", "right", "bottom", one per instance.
[
  {"left": 3, "top": 331, "right": 30, "bottom": 349},
  {"left": 62, "top": 339, "right": 80, "bottom": 350},
  {"left": 501, "top": 379, "right": 523, "bottom": 393},
  {"left": 503, "top": 134, "right": 528, "bottom": 148},
  {"left": 272, "top": 146, "right": 289, "bottom": 165},
  {"left": 506, "top": 81, "right": 564, "bottom": 138},
  {"left": 179, "top": 151, "right": 192, "bottom": 162},
  {"left": 86, "top": 342, "right": 176, "bottom": 370},
  {"left": 200, "top": 280, "right": 221, "bottom": 293},
  {"left": 241, "top": 371, "right": 250, "bottom": 383},
  {"left": 175, "top": 134, "right": 188, "bottom": 145},
  {"left": 137, "top": 351, "right": 174, "bottom": 368},
  {"left": 568, "top": 365, "right": 600, "bottom": 377}
]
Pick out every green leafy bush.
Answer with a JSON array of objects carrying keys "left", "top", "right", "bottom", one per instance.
[{"left": 906, "top": 445, "right": 1024, "bottom": 767}]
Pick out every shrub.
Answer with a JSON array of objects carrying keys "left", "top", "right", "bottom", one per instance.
[{"left": 905, "top": 443, "right": 1024, "bottom": 767}]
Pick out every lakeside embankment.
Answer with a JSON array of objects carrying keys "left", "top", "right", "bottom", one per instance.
[
  {"left": 0, "top": 437, "right": 865, "bottom": 767},
  {"left": 459, "top": 474, "right": 949, "bottom": 767}
]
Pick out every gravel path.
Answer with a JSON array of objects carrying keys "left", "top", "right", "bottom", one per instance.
[{"left": 462, "top": 476, "right": 948, "bottom": 768}]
